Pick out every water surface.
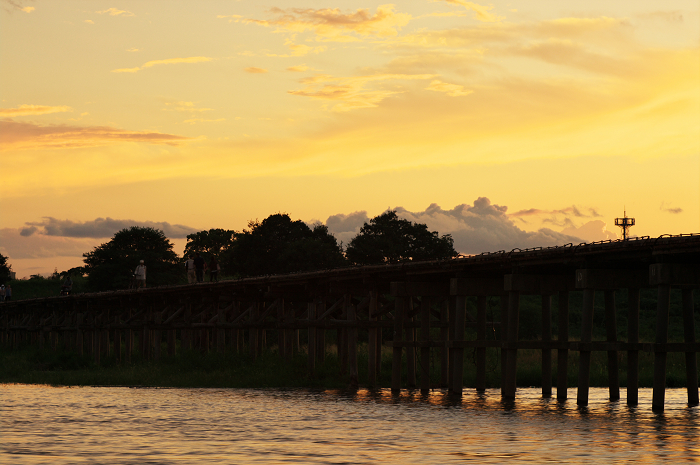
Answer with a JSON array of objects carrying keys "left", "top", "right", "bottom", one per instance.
[{"left": 2, "top": 385, "right": 698, "bottom": 464}]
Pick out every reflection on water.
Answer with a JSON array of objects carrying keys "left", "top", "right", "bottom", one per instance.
[{"left": 2, "top": 384, "right": 699, "bottom": 464}]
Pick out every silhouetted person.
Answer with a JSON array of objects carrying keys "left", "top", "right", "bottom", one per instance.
[
  {"left": 134, "top": 260, "right": 147, "bottom": 288},
  {"left": 185, "top": 255, "right": 196, "bottom": 284},
  {"left": 209, "top": 256, "right": 219, "bottom": 282},
  {"left": 4, "top": 284, "right": 11, "bottom": 301},
  {"left": 193, "top": 252, "right": 205, "bottom": 283},
  {"left": 61, "top": 276, "right": 73, "bottom": 295}
]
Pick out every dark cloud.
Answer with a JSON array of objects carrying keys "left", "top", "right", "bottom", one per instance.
[
  {"left": 20, "top": 217, "right": 198, "bottom": 238},
  {"left": 660, "top": 203, "right": 683, "bottom": 214},
  {"left": 2, "top": 0, "right": 32, "bottom": 13}
]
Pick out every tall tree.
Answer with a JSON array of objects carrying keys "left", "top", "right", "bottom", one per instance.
[
  {"left": 83, "top": 226, "right": 180, "bottom": 290},
  {"left": 0, "top": 253, "right": 13, "bottom": 283},
  {"left": 345, "top": 210, "right": 457, "bottom": 265},
  {"left": 183, "top": 228, "right": 235, "bottom": 261},
  {"left": 225, "top": 214, "right": 346, "bottom": 277}
]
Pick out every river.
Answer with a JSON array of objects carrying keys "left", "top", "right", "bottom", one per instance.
[{"left": 2, "top": 384, "right": 698, "bottom": 464}]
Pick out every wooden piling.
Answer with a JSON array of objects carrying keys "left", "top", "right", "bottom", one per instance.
[
  {"left": 652, "top": 284, "right": 671, "bottom": 410},
  {"left": 406, "top": 298, "right": 416, "bottom": 388},
  {"left": 308, "top": 302, "right": 316, "bottom": 375},
  {"left": 541, "top": 294, "right": 552, "bottom": 398},
  {"left": 440, "top": 299, "right": 449, "bottom": 388},
  {"left": 627, "top": 288, "right": 640, "bottom": 405},
  {"left": 451, "top": 295, "right": 466, "bottom": 395},
  {"left": 604, "top": 290, "right": 619, "bottom": 401},
  {"left": 476, "top": 295, "right": 487, "bottom": 392},
  {"left": 682, "top": 289, "right": 699, "bottom": 405},
  {"left": 420, "top": 296, "right": 431, "bottom": 393},
  {"left": 557, "top": 291, "right": 569, "bottom": 401},
  {"left": 348, "top": 300, "right": 358, "bottom": 386},
  {"left": 577, "top": 288, "right": 595, "bottom": 406},
  {"left": 391, "top": 296, "right": 406, "bottom": 392},
  {"left": 500, "top": 295, "right": 508, "bottom": 397},
  {"left": 368, "top": 291, "right": 378, "bottom": 386},
  {"left": 503, "top": 291, "right": 520, "bottom": 399}
]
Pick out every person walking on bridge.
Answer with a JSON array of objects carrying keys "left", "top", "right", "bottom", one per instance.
[
  {"left": 185, "top": 255, "right": 196, "bottom": 284},
  {"left": 134, "top": 260, "right": 147, "bottom": 289},
  {"left": 193, "top": 252, "right": 206, "bottom": 283}
]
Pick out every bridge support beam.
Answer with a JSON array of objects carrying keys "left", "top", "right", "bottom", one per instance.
[
  {"left": 627, "top": 288, "right": 640, "bottom": 406},
  {"left": 557, "top": 291, "right": 569, "bottom": 401}
]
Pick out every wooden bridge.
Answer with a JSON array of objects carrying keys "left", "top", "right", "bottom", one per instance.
[{"left": 2, "top": 234, "right": 699, "bottom": 410}]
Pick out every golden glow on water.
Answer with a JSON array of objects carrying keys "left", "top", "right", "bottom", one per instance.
[{"left": 2, "top": 385, "right": 699, "bottom": 464}]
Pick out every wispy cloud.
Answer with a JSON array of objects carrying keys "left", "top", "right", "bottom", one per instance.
[
  {"left": 287, "top": 64, "right": 309, "bottom": 72},
  {"left": 112, "top": 56, "right": 213, "bottom": 73},
  {"left": 97, "top": 7, "right": 134, "bottom": 17},
  {"left": 425, "top": 80, "right": 473, "bottom": 96},
  {"left": 183, "top": 118, "right": 226, "bottom": 125},
  {"left": 245, "top": 67, "right": 268, "bottom": 74},
  {"left": 660, "top": 202, "right": 683, "bottom": 214},
  {"left": 0, "top": 104, "right": 72, "bottom": 117},
  {"left": 84, "top": 19, "right": 94, "bottom": 24},
  {"left": 163, "top": 101, "right": 213, "bottom": 113},
  {"left": 245, "top": 5, "right": 411, "bottom": 41},
  {"left": 1, "top": 0, "right": 34, "bottom": 13},
  {"left": 0, "top": 120, "right": 193, "bottom": 150},
  {"left": 289, "top": 73, "right": 437, "bottom": 111},
  {"left": 433, "top": 0, "right": 503, "bottom": 22}
]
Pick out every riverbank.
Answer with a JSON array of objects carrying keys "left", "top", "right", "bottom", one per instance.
[{"left": 1, "top": 344, "right": 693, "bottom": 389}]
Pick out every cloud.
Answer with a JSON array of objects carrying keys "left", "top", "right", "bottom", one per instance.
[
  {"left": 1, "top": 227, "right": 101, "bottom": 260},
  {"left": 183, "top": 118, "right": 226, "bottom": 125},
  {"left": 660, "top": 202, "right": 683, "bottom": 214},
  {"left": 0, "top": 120, "right": 193, "bottom": 150},
  {"left": 425, "top": 79, "right": 473, "bottom": 96},
  {"left": 1, "top": 0, "right": 33, "bottom": 13},
  {"left": 163, "top": 101, "right": 213, "bottom": 112},
  {"left": 287, "top": 64, "right": 309, "bottom": 72},
  {"left": 322, "top": 198, "right": 615, "bottom": 255},
  {"left": 245, "top": 5, "right": 411, "bottom": 41},
  {"left": 560, "top": 220, "right": 617, "bottom": 242},
  {"left": 266, "top": 36, "right": 326, "bottom": 57},
  {"left": 434, "top": 0, "right": 503, "bottom": 22},
  {"left": 84, "top": 19, "right": 94, "bottom": 24},
  {"left": 20, "top": 217, "right": 198, "bottom": 238},
  {"left": 289, "top": 73, "right": 437, "bottom": 111},
  {"left": 217, "top": 14, "right": 243, "bottom": 23},
  {"left": 324, "top": 211, "right": 371, "bottom": 245},
  {"left": 112, "top": 56, "right": 213, "bottom": 73},
  {"left": 0, "top": 104, "right": 72, "bottom": 117},
  {"left": 97, "top": 8, "right": 134, "bottom": 17},
  {"left": 245, "top": 67, "right": 268, "bottom": 74}
]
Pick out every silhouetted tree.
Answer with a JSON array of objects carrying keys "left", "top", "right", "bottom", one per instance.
[
  {"left": 345, "top": 210, "right": 457, "bottom": 265},
  {"left": 183, "top": 228, "right": 235, "bottom": 262},
  {"left": 0, "top": 253, "right": 12, "bottom": 283},
  {"left": 82, "top": 226, "right": 180, "bottom": 290},
  {"left": 224, "top": 213, "right": 346, "bottom": 277}
]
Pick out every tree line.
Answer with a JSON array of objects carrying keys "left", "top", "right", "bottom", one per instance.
[{"left": 2, "top": 211, "right": 457, "bottom": 292}]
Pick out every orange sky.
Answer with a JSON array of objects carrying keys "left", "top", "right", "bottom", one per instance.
[{"left": 1, "top": 0, "right": 699, "bottom": 278}]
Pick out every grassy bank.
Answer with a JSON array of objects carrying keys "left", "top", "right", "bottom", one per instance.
[{"left": 1, "top": 343, "right": 696, "bottom": 390}]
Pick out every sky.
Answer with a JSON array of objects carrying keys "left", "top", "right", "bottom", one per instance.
[{"left": 1, "top": 0, "right": 699, "bottom": 279}]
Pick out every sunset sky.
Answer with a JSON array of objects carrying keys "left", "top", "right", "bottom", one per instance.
[{"left": 1, "top": 0, "right": 699, "bottom": 278}]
